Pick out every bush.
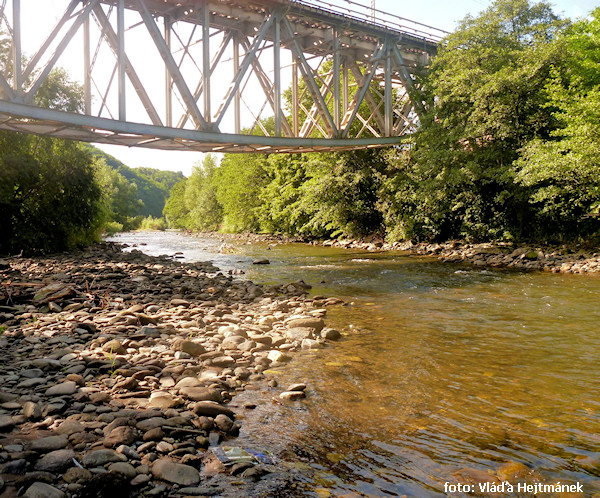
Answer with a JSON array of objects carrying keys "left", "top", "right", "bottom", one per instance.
[
  {"left": 0, "top": 133, "right": 103, "bottom": 255},
  {"left": 104, "top": 221, "right": 124, "bottom": 236},
  {"left": 139, "top": 216, "right": 167, "bottom": 231}
]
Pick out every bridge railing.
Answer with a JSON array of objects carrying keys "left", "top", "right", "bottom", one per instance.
[{"left": 292, "top": 0, "right": 448, "bottom": 43}]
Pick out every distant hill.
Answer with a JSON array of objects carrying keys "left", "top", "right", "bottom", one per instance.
[{"left": 86, "top": 145, "right": 184, "bottom": 218}]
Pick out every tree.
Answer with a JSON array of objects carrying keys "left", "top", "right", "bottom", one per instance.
[
  {"left": 0, "top": 134, "right": 103, "bottom": 254},
  {"left": 258, "top": 153, "right": 311, "bottom": 235},
  {"left": 297, "top": 150, "right": 386, "bottom": 238},
  {"left": 163, "top": 179, "right": 190, "bottom": 229},
  {"left": 515, "top": 8, "right": 600, "bottom": 238},
  {"left": 216, "top": 154, "right": 267, "bottom": 232},
  {"left": 385, "top": 0, "right": 566, "bottom": 241},
  {"left": 163, "top": 155, "right": 224, "bottom": 231},
  {"left": 95, "top": 158, "right": 142, "bottom": 231},
  {"left": 0, "top": 32, "right": 104, "bottom": 254},
  {"left": 186, "top": 154, "right": 223, "bottom": 231}
]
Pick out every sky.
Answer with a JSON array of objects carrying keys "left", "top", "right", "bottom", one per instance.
[{"left": 17, "top": 0, "right": 600, "bottom": 176}]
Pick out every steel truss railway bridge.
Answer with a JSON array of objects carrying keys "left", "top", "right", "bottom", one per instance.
[{"left": 0, "top": 0, "right": 445, "bottom": 153}]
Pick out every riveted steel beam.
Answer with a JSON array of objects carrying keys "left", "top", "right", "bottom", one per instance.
[
  {"left": 138, "top": 0, "right": 209, "bottom": 130},
  {"left": 0, "top": 0, "right": 442, "bottom": 152}
]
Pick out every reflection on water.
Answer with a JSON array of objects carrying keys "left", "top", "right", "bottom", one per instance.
[{"left": 109, "top": 232, "right": 600, "bottom": 496}]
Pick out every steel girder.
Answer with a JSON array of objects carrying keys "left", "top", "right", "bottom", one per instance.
[{"left": 0, "top": 0, "right": 444, "bottom": 153}]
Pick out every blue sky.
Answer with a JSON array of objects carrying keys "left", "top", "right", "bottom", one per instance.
[
  {"left": 95, "top": 0, "right": 599, "bottom": 175},
  {"left": 376, "top": 0, "right": 597, "bottom": 32}
]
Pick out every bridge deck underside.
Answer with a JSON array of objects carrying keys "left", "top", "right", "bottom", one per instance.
[
  {"left": 0, "top": 0, "right": 441, "bottom": 153},
  {"left": 0, "top": 103, "right": 405, "bottom": 153}
]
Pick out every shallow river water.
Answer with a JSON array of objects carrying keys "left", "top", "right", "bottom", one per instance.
[{"left": 109, "top": 231, "right": 600, "bottom": 497}]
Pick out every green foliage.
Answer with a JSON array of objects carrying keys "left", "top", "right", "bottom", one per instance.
[
  {"left": 34, "top": 67, "right": 85, "bottom": 113},
  {"left": 139, "top": 216, "right": 167, "bottom": 231},
  {"left": 258, "top": 154, "right": 311, "bottom": 235},
  {"left": 95, "top": 158, "right": 142, "bottom": 231},
  {"left": 86, "top": 146, "right": 184, "bottom": 218},
  {"left": 0, "top": 133, "right": 103, "bottom": 254},
  {"left": 136, "top": 167, "right": 184, "bottom": 192},
  {"left": 163, "top": 155, "right": 225, "bottom": 231},
  {"left": 163, "top": 179, "right": 190, "bottom": 229},
  {"left": 515, "top": 9, "right": 600, "bottom": 237},
  {"left": 381, "top": 0, "right": 567, "bottom": 241},
  {"left": 0, "top": 31, "right": 106, "bottom": 254},
  {"left": 296, "top": 150, "right": 386, "bottom": 237},
  {"left": 162, "top": 1, "right": 599, "bottom": 245},
  {"left": 215, "top": 154, "right": 267, "bottom": 232},
  {"left": 104, "top": 221, "right": 124, "bottom": 236},
  {"left": 187, "top": 155, "right": 224, "bottom": 231}
]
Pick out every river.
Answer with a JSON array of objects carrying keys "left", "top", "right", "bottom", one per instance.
[{"left": 108, "top": 231, "right": 600, "bottom": 497}]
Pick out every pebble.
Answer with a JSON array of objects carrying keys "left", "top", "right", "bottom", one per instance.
[
  {"left": 82, "top": 449, "right": 127, "bottom": 467},
  {"left": 179, "top": 386, "right": 223, "bottom": 402},
  {"left": 287, "top": 383, "right": 307, "bottom": 392},
  {"left": 279, "top": 391, "right": 306, "bottom": 401},
  {"left": 45, "top": 381, "right": 78, "bottom": 396},
  {"left": 23, "top": 401, "right": 42, "bottom": 420},
  {"left": 56, "top": 419, "right": 84, "bottom": 435},
  {"left": 34, "top": 449, "right": 76, "bottom": 472},
  {"left": 148, "top": 392, "right": 182, "bottom": 409},
  {"left": 63, "top": 467, "right": 92, "bottom": 484},
  {"left": 30, "top": 435, "right": 69, "bottom": 452},
  {"left": 24, "top": 482, "right": 65, "bottom": 498},
  {"left": 0, "top": 242, "right": 342, "bottom": 496},
  {"left": 0, "top": 414, "right": 15, "bottom": 431},
  {"left": 267, "top": 350, "right": 292, "bottom": 363},
  {"left": 104, "top": 426, "right": 138, "bottom": 448},
  {"left": 151, "top": 458, "right": 200, "bottom": 485},
  {"left": 192, "top": 401, "right": 235, "bottom": 418},
  {"left": 108, "top": 461, "right": 137, "bottom": 478}
]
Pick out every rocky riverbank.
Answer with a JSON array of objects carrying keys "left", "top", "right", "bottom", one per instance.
[
  {"left": 0, "top": 243, "right": 343, "bottom": 497},
  {"left": 196, "top": 231, "right": 600, "bottom": 274},
  {"left": 330, "top": 239, "right": 600, "bottom": 274}
]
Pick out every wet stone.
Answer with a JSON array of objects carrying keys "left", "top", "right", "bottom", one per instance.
[
  {"left": 321, "top": 328, "right": 342, "bottom": 340},
  {"left": 193, "top": 401, "right": 235, "bottom": 418},
  {"left": 214, "top": 414, "right": 234, "bottom": 433}
]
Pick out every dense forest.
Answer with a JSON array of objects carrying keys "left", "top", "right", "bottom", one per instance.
[
  {"left": 88, "top": 147, "right": 184, "bottom": 219},
  {"left": 1, "top": 0, "right": 599, "bottom": 255},
  {"left": 166, "top": 0, "right": 600, "bottom": 244}
]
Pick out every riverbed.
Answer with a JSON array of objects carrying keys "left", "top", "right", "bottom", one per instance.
[{"left": 109, "top": 231, "right": 600, "bottom": 496}]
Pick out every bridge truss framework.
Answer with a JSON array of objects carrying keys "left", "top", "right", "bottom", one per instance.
[{"left": 0, "top": 0, "right": 444, "bottom": 153}]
